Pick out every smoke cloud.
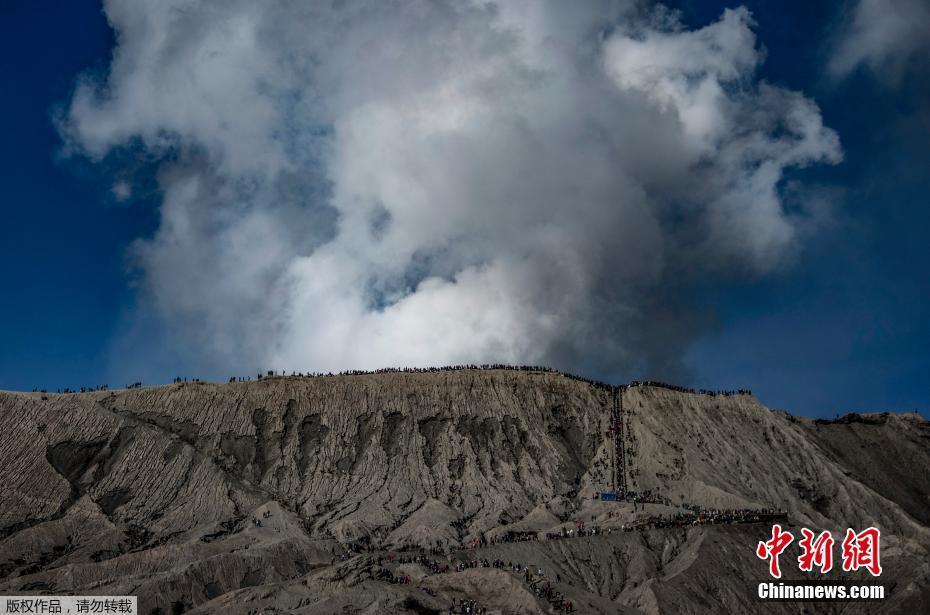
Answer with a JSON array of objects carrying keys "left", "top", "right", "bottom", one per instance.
[
  {"left": 63, "top": 1, "right": 841, "bottom": 381},
  {"left": 829, "top": 0, "right": 930, "bottom": 82}
]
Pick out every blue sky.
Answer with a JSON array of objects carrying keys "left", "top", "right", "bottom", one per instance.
[
  {"left": 673, "top": 0, "right": 930, "bottom": 415},
  {"left": 0, "top": 2, "right": 134, "bottom": 389},
  {"left": 0, "top": 1, "right": 927, "bottom": 418}
]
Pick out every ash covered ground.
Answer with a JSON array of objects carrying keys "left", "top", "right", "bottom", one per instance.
[{"left": 1, "top": 368, "right": 927, "bottom": 614}]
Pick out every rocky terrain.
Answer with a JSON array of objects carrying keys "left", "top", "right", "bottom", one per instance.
[{"left": 0, "top": 368, "right": 927, "bottom": 614}]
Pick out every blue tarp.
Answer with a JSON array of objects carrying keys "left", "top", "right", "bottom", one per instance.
[{"left": 599, "top": 492, "right": 618, "bottom": 501}]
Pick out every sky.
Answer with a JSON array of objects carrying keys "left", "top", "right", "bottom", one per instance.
[{"left": 0, "top": 0, "right": 927, "bottom": 418}]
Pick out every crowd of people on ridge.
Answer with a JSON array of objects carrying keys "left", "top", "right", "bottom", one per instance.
[
  {"left": 31, "top": 364, "right": 753, "bottom": 397},
  {"left": 364, "top": 503, "right": 784, "bottom": 612}
]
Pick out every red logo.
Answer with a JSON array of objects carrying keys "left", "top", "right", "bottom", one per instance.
[
  {"left": 798, "top": 528, "right": 834, "bottom": 574},
  {"left": 756, "top": 524, "right": 794, "bottom": 578},
  {"left": 757, "top": 525, "right": 881, "bottom": 578},
  {"left": 841, "top": 527, "right": 882, "bottom": 576}
]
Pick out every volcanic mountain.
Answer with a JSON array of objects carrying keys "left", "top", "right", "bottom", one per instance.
[{"left": 1, "top": 368, "right": 927, "bottom": 614}]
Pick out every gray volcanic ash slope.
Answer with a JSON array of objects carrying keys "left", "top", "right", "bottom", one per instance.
[{"left": 0, "top": 369, "right": 927, "bottom": 614}]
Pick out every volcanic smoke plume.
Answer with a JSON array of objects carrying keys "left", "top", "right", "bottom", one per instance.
[{"left": 62, "top": 1, "right": 841, "bottom": 379}]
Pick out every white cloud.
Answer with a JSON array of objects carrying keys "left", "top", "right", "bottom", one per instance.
[
  {"left": 829, "top": 0, "right": 930, "bottom": 80},
  {"left": 62, "top": 1, "right": 841, "bottom": 380},
  {"left": 604, "top": 7, "right": 760, "bottom": 148},
  {"left": 111, "top": 180, "right": 132, "bottom": 201}
]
